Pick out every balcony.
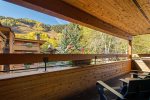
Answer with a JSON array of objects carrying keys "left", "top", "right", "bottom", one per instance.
[
  {"left": 13, "top": 45, "right": 39, "bottom": 52},
  {"left": 1, "top": 0, "right": 150, "bottom": 100}
]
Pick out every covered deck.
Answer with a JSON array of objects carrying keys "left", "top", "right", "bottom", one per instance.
[{"left": 0, "top": 0, "right": 150, "bottom": 100}]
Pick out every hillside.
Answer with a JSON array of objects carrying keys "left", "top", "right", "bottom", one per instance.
[
  {"left": 0, "top": 16, "right": 67, "bottom": 34},
  {"left": 0, "top": 16, "right": 150, "bottom": 54}
]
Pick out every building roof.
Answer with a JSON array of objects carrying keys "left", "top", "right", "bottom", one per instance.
[
  {"left": 15, "top": 38, "right": 46, "bottom": 45},
  {"left": 6, "top": 0, "right": 150, "bottom": 40}
]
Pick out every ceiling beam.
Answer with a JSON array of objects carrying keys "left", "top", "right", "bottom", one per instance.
[
  {"left": 6, "top": 0, "right": 132, "bottom": 40},
  {"left": 132, "top": 0, "right": 150, "bottom": 24}
]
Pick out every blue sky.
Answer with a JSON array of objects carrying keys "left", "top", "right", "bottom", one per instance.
[{"left": 0, "top": 0, "right": 69, "bottom": 25}]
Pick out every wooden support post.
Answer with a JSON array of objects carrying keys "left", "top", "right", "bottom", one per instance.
[
  {"left": 128, "top": 40, "right": 132, "bottom": 70},
  {"left": 128, "top": 40, "right": 132, "bottom": 60}
]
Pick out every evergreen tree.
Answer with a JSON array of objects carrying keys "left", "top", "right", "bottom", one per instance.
[
  {"left": 51, "top": 24, "right": 67, "bottom": 33},
  {"left": 60, "top": 23, "right": 82, "bottom": 54}
]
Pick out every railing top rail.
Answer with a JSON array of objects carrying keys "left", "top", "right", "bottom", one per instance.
[
  {"left": 0, "top": 54, "right": 129, "bottom": 64},
  {"left": 137, "top": 54, "right": 150, "bottom": 57}
]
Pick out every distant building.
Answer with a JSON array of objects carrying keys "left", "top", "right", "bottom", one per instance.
[
  {"left": 0, "top": 31, "right": 6, "bottom": 53},
  {"left": 0, "top": 24, "right": 45, "bottom": 71},
  {"left": 13, "top": 38, "right": 45, "bottom": 53}
]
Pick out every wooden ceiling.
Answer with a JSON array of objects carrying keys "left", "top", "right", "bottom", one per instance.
[
  {"left": 63, "top": 0, "right": 150, "bottom": 35},
  {"left": 5, "top": 0, "right": 150, "bottom": 40}
]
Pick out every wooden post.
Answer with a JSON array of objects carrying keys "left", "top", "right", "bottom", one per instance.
[
  {"left": 128, "top": 40, "right": 132, "bottom": 60},
  {"left": 128, "top": 39, "right": 133, "bottom": 70}
]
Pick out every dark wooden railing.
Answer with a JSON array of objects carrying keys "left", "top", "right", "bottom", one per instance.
[
  {"left": 138, "top": 54, "right": 150, "bottom": 58},
  {"left": 0, "top": 54, "right": 129, "bottom": 64}
]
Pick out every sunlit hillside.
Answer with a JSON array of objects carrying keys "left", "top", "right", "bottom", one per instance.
[{"left": 0, "top": 16, "right": 149, "bottom": 54}]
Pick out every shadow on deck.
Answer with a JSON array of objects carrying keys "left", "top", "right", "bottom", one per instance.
[{"left": 65, "top": 74, "right": 130, "bottom": 100}]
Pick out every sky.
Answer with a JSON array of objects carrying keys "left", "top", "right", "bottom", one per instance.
[{"left": 0, "top": 0, "right": 69, "bottom": 25}]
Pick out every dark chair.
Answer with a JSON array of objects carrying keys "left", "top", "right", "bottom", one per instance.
[
  {"left": 130, "top": 70, "right": 150, "bottom": 79},
  {"left": 96, "top": 78, "right": 150, "bottom": 100}
]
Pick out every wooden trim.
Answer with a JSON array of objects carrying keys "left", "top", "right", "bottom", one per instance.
[
  {"left": 0, "top": 54, "right": 129, "bottom": 64},
  {"left": 6, "top": 0, "right": 132, "bottom": 40}
]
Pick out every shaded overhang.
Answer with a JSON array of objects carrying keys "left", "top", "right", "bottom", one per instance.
[{"left": 5, "top": 0, "right": 150, "bottom": 40}]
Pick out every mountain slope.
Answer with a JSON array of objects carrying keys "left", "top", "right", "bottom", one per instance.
[{"left": 0, "top": 16, "right": 67, "bottom": 34}]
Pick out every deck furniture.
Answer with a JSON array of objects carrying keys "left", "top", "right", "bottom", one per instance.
[
  {"left": 130, "top": 70, "right": 150, "bottom": 79},
  {"left": 96, "top": 79, "right": 150, "bottom": 100},
  {"left": 119, "top": 78, "right": 141, "bottom": 86}
]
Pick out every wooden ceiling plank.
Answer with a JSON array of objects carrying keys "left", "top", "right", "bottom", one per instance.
[
  {"left": 6, "top": 0, "right": 131, "bottom": 40},
  {"left": 63, "top": 0, "right": 150, "bottom": 36},
  {"left": 63, "top": 0, "right": 137, "bottom": 34},
  {"left": 133, "top": 0, "right": 150, "bottom": 23},
  {"left": 136, "top": 0, "right": 150, "bottom": 35}
]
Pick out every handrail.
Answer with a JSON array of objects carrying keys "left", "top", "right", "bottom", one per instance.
[
  {"left": 0, "top": 54, "right": 129, "bottom": 64},
  {"left": 137, "top": 54, "right": 150, "bottom": 57}
]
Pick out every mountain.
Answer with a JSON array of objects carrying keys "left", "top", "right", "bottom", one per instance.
[{"left": 0, "top": 16, "right": 67, "bottom": 34}]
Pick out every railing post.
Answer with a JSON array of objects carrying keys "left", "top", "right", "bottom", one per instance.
[
  {"left": 43, "top": 57, "right": 48, "bottom": 72},
  {"left": 95, "top": 56, "right": 97, "bottom": 65}
]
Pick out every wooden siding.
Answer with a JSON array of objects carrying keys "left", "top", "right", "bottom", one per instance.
[
  {"left": 0, "top": 32, "right": 6, "bottom": 53},
  {"left": 14, "top": 42, "right": 38, "bottom": 46},
  {"left": 0, "top": 60, "right": 131, "bottom": 100},
  {"left": 0, "top": 38, "right": 4, "bottom": 53},
  {"left": 13, "top": 45, "right": 40, "bottom": 52}
]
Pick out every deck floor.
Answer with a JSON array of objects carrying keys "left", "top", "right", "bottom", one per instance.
[{"left": 65, "top": 74, "right": 130, "bottom": 100}]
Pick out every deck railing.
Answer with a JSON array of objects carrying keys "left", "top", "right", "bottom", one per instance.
[
  {"left": 0, "top": 54, "right": 129, "bottom": 72},
  {"left": 0, "top": 54, "right": 129, "bottom": 64}
]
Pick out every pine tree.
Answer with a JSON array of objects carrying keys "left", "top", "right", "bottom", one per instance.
[{"left": 60, "top": 23, "right": 82, "bottom": 54}]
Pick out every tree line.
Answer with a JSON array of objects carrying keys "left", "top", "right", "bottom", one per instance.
[{"left": 0, "top": 16, "right": 149, "bottom": 54}]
